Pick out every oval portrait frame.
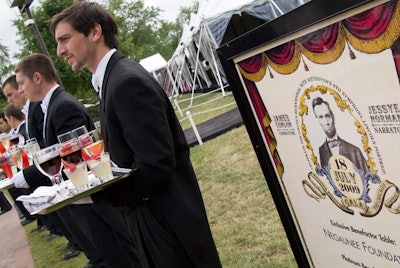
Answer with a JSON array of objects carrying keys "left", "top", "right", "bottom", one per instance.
[{"left": 298, "top": 85, "right": 377, "bottom": 173}]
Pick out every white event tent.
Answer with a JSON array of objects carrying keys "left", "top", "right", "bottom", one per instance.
[
  {"left": 166, "top": 0, "right": 310, "bottom": 96},
  {"left": 139, "top": 53, "right": 167, "bottom": 79}
]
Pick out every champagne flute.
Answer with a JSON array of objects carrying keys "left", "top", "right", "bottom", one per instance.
[
  {"left": 0, "top": 152, "right": 14, "bottom": 179},
  {"left": 0, "top": 133, "right": 11, "bottom": 151},
  {"left": 9, "top": 146, "right": 30, "bottom": 170},
  {"left": 34, "top": 144, "right": 63, "bottom": 187},
  {"left": 24, "top": 138, "right": 40, "bottom": 162}
]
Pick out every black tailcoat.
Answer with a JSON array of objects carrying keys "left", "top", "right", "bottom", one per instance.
[{"left": 92, "top": 52, "right": 221, "bottom": 267}]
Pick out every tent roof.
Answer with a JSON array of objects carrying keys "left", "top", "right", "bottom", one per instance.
[{"left": 139, "top": 53, "right": 167, "bottom": 73}]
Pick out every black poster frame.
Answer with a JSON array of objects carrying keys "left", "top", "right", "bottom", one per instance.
[{"left": 217, "top": 0, "right": 392, "bottom": 266}]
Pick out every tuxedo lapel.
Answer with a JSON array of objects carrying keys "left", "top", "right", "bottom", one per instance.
[
  {"left": 100, "top": 52, "right": 124, "bottom": 151},
  {"left": 43, "top": 87, "right": 62, "bottom": 142}
]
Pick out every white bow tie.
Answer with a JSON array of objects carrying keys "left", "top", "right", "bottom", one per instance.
[
  {"left": 91, "top": 75, "right": 100, "bottom": 93},
  {"left": 40, "top": 102, "right": 47, "bottom": 114}
]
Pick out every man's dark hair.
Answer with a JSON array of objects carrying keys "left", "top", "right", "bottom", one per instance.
[
  {"left": 312, "top": 97, "right": 332, "bottom": 114},
  {"left": 3, "top": 104, "right": 25, "bottom": 121},
  {"left": 15, "top": 53, "right": 58, "bottom": 83},
  {"left": 50, "top": 1, "right": 118, "bottom": 49},
  {"left": 2, "top": 74, "right": 18, "bottom": 91},
  {"left": 0, "top": 112, "right": 7, "bottom": 121}
]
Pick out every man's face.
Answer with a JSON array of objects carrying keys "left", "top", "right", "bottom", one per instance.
[
  {"left": 55, "top": 21, "right": 93, "bottom": 72},
  {"left": 0, "top": 118, "right": 10, "bottom": 133},
  {"left": 16, "top": 72, "right": 40, "bottom": 102},
  {"left": 314, "top": 103, "right": 336, "bottom": 139},
  {"left": 3, "top": 83, "right": 27, "bottom": 109}
]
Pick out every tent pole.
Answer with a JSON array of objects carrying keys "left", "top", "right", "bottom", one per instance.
[
  {"left": 208, "top": 40, "right": 225, "bottom": 97},
  {"left": 270, "top": 0, "right": 284, "bottom": 15},
  {"left": 189, "top": 25, "right": 204, "bottom": 108},
  {"left": 166, "top": 62, "right": 179, "bottom": 97}
]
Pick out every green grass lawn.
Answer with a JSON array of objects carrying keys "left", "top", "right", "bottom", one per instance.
[
  {"left": 23, "top": 92, "right": 296, "bottom": 267},
  {"left": 23, "top": 126, "right": 296, "bottom": 267},
  {"left": 173, "top": 91, "right": 237, "bottom": 130}
]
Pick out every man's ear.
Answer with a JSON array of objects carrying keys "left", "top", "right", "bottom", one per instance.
[
  {"left": 90, "top": 23, "right": 103, "bottom": 42},
  {"left": 32, "top": 72, "right": 42, "bottom": 85}
]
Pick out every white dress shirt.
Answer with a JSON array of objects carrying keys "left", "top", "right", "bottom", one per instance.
[{"left": 91, "top": 48, "right": 116, "bottom": 97}]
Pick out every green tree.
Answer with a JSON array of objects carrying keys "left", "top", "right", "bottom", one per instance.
[
  {"left": 104, "top": 0, "right": 169, "bottom": 61},
  {"left": 14, "top": 0, "right": 94, "bottom": 102},
  {"left": 0, "top": 42, "right": 11, "bottom": 77},
  {"left": 12, "top": 0, "right": 198, "bottom": 106},
  {"left": 175, "top": 1, "right": 199, "bottom": 27},
  {"left": 0, "top": 42, "right": 12, "bottom": 106}
]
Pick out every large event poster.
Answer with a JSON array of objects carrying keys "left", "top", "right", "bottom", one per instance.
[{"left": 234, "top": 1, "right": 400, "bottom": 267}]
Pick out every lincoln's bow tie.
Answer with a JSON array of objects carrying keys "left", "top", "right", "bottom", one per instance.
[{"left": 328, "top": 139, "right": 340, "bottom": 148}]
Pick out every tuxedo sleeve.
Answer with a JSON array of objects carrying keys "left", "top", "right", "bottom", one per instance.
[{"left": 23, "top": 165, "right": 52, "bottom": 188}]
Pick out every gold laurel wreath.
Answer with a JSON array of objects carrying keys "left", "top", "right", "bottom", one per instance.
[{"left": 298, "top": 85, "right": 377, "bottom": 173}]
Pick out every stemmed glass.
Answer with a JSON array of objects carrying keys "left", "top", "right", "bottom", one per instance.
[
  {"left": 9, "top": 146, "right": 30, "bottom": 170},
  {"left": 24, "top": 138, "right": 40, "bottom": 164},
  {"left": 34, "top": 144, "right": 63, "bottom": 187},
  {"left": 9, "top": 133, "right": 25, "bottom": 148},
  {"left": 0, "top": 152, "right": 14, "bottom": 179},
  {"left": 0, "top": 133, "right": 11, "bottom": 151}
]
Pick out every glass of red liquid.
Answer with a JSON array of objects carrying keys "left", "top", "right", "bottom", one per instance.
[
  {"left": 59, "top": 138, "right": 89, "bottom": 191},
  {"left": 80, "top": 129, "right": 103, "bottom": 161},
  {"left": 9, "top": 133, "right": 25, "bottom": 149},
  {"left": 34, "top": 144, "right": 63, "bottom": 186}
]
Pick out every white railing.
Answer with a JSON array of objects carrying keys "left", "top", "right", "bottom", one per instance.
[{"left": 173, "top": 92, "right": 236, "bottom": 145}]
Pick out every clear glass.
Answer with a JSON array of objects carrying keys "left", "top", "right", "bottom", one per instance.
[
  {"left": 63, "top": 161, "right": 89, "bottom": 191},
  {"left": 86, "top": 152, "right": 113, "bottom": 182},
  {"left": 80, "top": 129, "right": 104, "bottom": 161},
  {"left": 24, "top": 138, "right": 40, "bottom": 162},
  {"left": 9, "top": 133, "right": 25, "bottom": 148},
  {"left": 57, "top": 125, "right": 88, "bottom": 143},
  {"left": 0, "top": 133, "right": 11, "bottom": 151},
  {"left": 59, "top": 138, "right": 90, "bottom": 191},
  {"left": 34, "top": 144, "right": 63, "bottom": 186},
  {"left": 9, "top": 146, "right": 30, "bottom": 170},
  {"left": 0, "top": 152, "right": 13, "bottom": 178},
  {"left": 72, "top": 125, "right": 88, "bottom": 137}
]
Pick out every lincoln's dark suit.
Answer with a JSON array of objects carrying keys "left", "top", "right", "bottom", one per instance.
[
  {"left": 92, "top": 52, "right": 221, "bottom": 267},
  {"left": 23, "top": 87, "right": 139, "bottom": 267},
  {"left": 319, "top": 137, "right": 369, "bottom": 174}
]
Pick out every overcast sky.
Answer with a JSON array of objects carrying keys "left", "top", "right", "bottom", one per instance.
[{"left": 0, "top": 0, "right": 195, "bottom": 63}]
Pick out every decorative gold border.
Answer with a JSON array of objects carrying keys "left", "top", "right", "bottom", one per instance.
[
  {"left": 298, "top": 85, "right": 377, "bottom": 173},
  {"left": 344, "top": 0, "right": 400, "bottom": 54},
  {"left": 238, "top": 1, "right": 400, "bottom": 78}
]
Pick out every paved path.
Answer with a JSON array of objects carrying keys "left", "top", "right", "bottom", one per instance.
[{"left": 0, "top": 200, "right": 33, "bottom": 268}]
